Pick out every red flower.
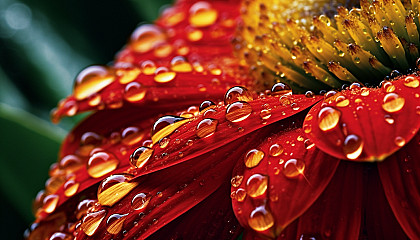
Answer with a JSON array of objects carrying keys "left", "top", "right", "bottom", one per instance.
[{"left": 26, "top": 0, "right": 420, "bottom": 239}]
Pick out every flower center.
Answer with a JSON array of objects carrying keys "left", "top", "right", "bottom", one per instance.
[{"left": 235, "top": 0, "right": 420, "bottom": 92}]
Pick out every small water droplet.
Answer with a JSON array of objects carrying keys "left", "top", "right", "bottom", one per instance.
[
  {"left": 259, "top": 109, "right": 272, "bottom": 120},
  {"left": 43, "top": 194, "right": 59, "bottom": 213},
  {"left": 170, "top": 56, "right": 192, "bottom": 72},
  {"left": 304, "top": 139, "right": 315, "bottom": 149},
  {"left": 116, "top": 65, "right": 141, "bottom": 84},
  {"left": 343, "top": 134, "right": 363, "bottom": 159},
  {"left": 224, "top": 86, "right": 253, "bottom": 105},
  {"left": 140, "top": 60, "right": 157, "bottom": 75},
  {"left": 394, "top": 136, "right": 406, "bottom": 147},
  {"left": 87, "top": 151, "right": 119, "bottom": 178},
  {"left": 382, "top": 93, "right": 405, "bottom": 113},
  {"left": 63, "top": 178, "right": 79, "bottom": 197},
  {"left": 305, "top": 91, "right": 315, "bottom": 98},
  {"left": 244, "top": 149, "right": 265, "bottom": 168},
  {"left": 121, "top": 126, "right": 144, "bottom": 146},
  {"left": 97, "top": 174, "right": 138, "bottom": 206},
  {"left": 271, "top": 82, "right": 292, "bottom": 96},
  {"left": 335, "top": 95, "right": 349, "bottom": 107},
  {"left": 269, "top": 144, "right": 284, "bottom": 156},
  {"left": 106, "top": 213, "right": 128, "bottom": 235},
  {"left": 381, "top": 81, "right": 395, "bottom": 93},
  {"left": 124, "top": 82, "right": 146, "bottom": 102},
  {"left": 81, "top": 209, "right": 107, "bottom": 236},
  {"left": 248, "top": 205, "right": 274, "bottom": 231},
  {"left": 283, "top": 159, "right": 305, "bottom": 178},
  {"left": 130, "top": 24, "right": 166, "bottom": 53},
  {"left": 225, "top": 101, "right": 252, "bottom": 122},
  {"left": 318, "top": 107, "right": 341, "bottom": 131},
  {"left": 196, "top": 118, "right": 218, "bottom": 138},
  {"left": 131, "top": 192, "right": 151, "bottom": 210},
  {"left": 349, "top": 83, "right": 361, "bottom": 90},
  {"left": 130, "top": 147, "right": 154, "bottom": 168},
  {"left": 231, "top": 175, "right": 244, "bottom": 187},
  {"left": 236, "top": 188, "right": 246, "bottom": 202},
  {"left": 151, "top": 115, "right": 190, "bottom": 143},
  {"left": 199, "top": 100, "right": 216, "bottom": 112},
  {"left": 246, "top": 174, "right": 268, "bottom": 197},
  {"left": 73, "top": 65, "right": 115, "bottom": 100},
  {"left": 189, "top": 1, "right": 218, "bottom": 27},
  {"left": 403, "top": 76, "right": 419, "bottom": 88},
  {"left": 384, "top": 115, "right": 394, "bottom": 124},
  {"left": 154, "top": 67, "right": 176, "bottom": 83},
  {"left": 361, "top": 87, "right": 370, "bottom": 96}
]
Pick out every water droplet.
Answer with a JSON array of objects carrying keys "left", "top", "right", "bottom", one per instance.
[
  {"left": 151, "top": 115, "right": 191, "bottom": 144},
  {"left": 394, "top": 136, "right": 406, "bottom": 147},
  {"left": 225, "top": 101, "right": 252, "bottom": 122},
  {"left": 271, "top": 82, "right": 292, "bottom": 96},
  {"left": 404, "top": 76, "right": 419, "bottom": 88},
  {"left": 124, "top": 82, "right": 146, "bottom": 102},
  {"left": 73, "top": 65, "right": 115, "bottom": 100},
  {"left": 170, "top": 56, "right": 192, "bottom": 72},
  {"left": 121, "top": 126, "right": 144, "bottom": 146},
  {"left": 382, "top": 93, "right": 405, "bottom": 113},
  {"left": 130, "top": 24, "right": 166, "bottom": 53},
  {"left": 196, "top": 118, "right": 218, "bottom": 138},
  {"left": 291, "top": 103, "right": 300, "bottom": 110},
  {"left": 64, "top": 178, "right": 79, "bottom": 197},
  {"left": 244, "top": 149, "right": 265, "bottom": 168},
  {"left": 79, "top": 132, "right": 103, "bottom": 156},
  {"left": 304, "top": 139, "right": 315, "bottom": 149},
  {"left": 236, "top": 188, "right": 246, "bottom": 202},
  {"left": 283, "top": 159, "right": 305, "bottom": 178},
  {"left": 87, "top": 151, "right": 119, "bottom": 178},
  {"left": 384, "top": 115, "right": 394, "bottom": 124},
  {"left": 187, "top": 28, "right": 203, "bottom": 41},
  {"left": 381, "top": 81, "right": 395, "bottom": 93},
  {"left": 335, "top": 95, "right": 349, "bottom": 107},
  {"left": 154, "top": 67, "right": 176, "bottom": 83},
  {"left": 43, "top": 194, "right": 59, "bottom": 213},
  {"left": 130, "top": 147, "right": 154, "bottom": 169},
  {"left": 131, "top": 192, "right": 151, "bottom": 211},
  {"left": 59, "top": 154, "right": 82, "bottom": 173},
  {"left": 81, "top": 209, "right": 106, "bottom": 236},
  {"left": 343, "top": 134, "right": 363, "bottom": 159},
  {"left": 303, "top": 124, "right": 312, "bottom": 133},
  {"left": 361, "top": 87, "right": 370, "bottom": 96},
  {"left": 88, "top": 94, "right": 102, "bottom": 107},
  {"left": 97, "top": 174, "right": 138, "bottom": 206},
  {"left": 106, "top": 213, "right": 128, "bottom": 235},
  {"left": 199, "top": 100, "right": 216, "bottom": 112},
  {"left": 248, "top": 205, "right": 274, "bottom": 232},
  {"left": 246, "top": 174, "right": 268, "bottom": 197},
  {"left": 140, "top": 60, "right": 157, "bottom": 75},
  {"left": 259, "top": 108, "right": 272, "bottom": 120},
  {"left": 349, "top": 83, "right": 361, "bottom": 90},
  {"left": 269, "top": 144, "right": 284, "bottom": 156},
  {"left": 224, "top": 86, "right": 253, "bottom": 105},
  {"left": 318, "top": 107, "right": 341, "bottom": 131},
  {"left": 189, "top": 2, "right": 218, "bottom": 27},
  {"left": 116, "top": 65, "right": 141, "bottom": 84},
  {"left": 49, "top": 232, "right": 72, "bottom": 240},
  {"left": 231, "top": 175, "right": 244, "bottom": 187},
  {"left": 305, "top": 91, "right": 315, "bottom": 98}
]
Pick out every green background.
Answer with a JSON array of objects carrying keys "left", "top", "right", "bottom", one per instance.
[{"left": 0, "top": 0, "right": 170, "bottom": 238}]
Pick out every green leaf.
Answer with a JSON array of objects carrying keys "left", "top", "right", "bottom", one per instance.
[{"left": 0, "top": 103, "right": 66, "bottom": 222}]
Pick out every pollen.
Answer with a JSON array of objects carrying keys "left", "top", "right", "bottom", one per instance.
[{"left": 236, "top": 0, "right": 420, "bottom": 92}]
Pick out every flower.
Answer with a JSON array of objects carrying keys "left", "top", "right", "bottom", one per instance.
[{"left": 26, "top": 0, "right": 420, "bottom": 239}]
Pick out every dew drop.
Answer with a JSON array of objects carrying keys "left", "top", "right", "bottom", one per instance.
[
  {"left": 305, "top": 91, "right": 315, "bottom": 98},
  {"left": 131, "top": 192, "right": 151, "bottom": 211},
  {"left": 43, "top": 194, "right": 59, "bottom": 213},
  {"left": 304, "top": 139, "right": 315, "bottom": 149},
  {"left": 361, "top": 87, "right": 370, "bottom": 96},
  {"left": 73, "top": 65, "right": 115, "bottom": 100},
  {"left": 303, "top": 124, "right": 312, "bottom": 134},
  {"left": 88, "top": 94, "right": 102, "bottom": 107},
  {"left": 404, "top": 76, "right": 419, "bottom": 88},
  {"left": 189, "top": 1, "right": 218, "bottom": 27},
  {"left": 349, "top": 83, "right": 361, "bottom": 90},
  {"left": 246, "top": 174, "right": 268, "bottom": 197},
  {"left": 231, "top": 175, "right": 244, "bottom": 187},
  {"left": 382, "top": 93, "right": 405, "bottom": 113},
  {"left": 283, "top": 159, "right": 305, "bottom": 178},
  {"left": 225, "top": 101, "right": 252, "bottom": 122},
  {"left": 130, "top": 24, "right": 166, "bottom": 53},
  {"left": 199, "top": 100, "right": 216, "bottom": 112},
  {"left": 224, "top": 86, "right": 253, "bottom": 105},
  {"left": 291, "top": 102, "right": 300, "bottom": 110},
  {"left": 244, "top": 149, "right": 265, "bottom": 168},
  {"left": 106, "top": 213, "right": 128, "bottom": 235},
  {"left": 335, "top": 95, "right": 349, "bottom": 107},
  {"left": 318, "top": 107, "right": 341, "bottom": 131},
  {"left": 343, "top": 134, "right": 363, "bottom": 160},
  {"left": 116, "top": 66, "right": 141, "bottom": 84},
  {"left": 236, "top": 188, "right": 246, "bottom": 202},
  {"left": 269, "top": 144, "right": 284, "bottom": 156},
  {"left": 394, "top": 136, "right": 406, "bottom": 147},
  {"left": 121, "top": 126, "right": 144, "bottom": 146},
  {"left": 196, "top": 118, "right": 218, "bottom": 138},
  {"left": 154, "top": 67, "right": 176, "bottom": 83},
  {"left": 130, "top": 146, "right": 154, "bottom": 169},
  {"left": 381, "top": 81, "right": 395, "bottom": 93},
  {"left": 49, "top": 232, "right": 72, "bottom": 240},
  {"left": 81, "top": 209, "right": 107, "bottom": 236},
  {"left": 384, "top": 115, "right": 394, "bottom": 124},
  {"left": 59, "top": 154, "right": 82, "bottom": 173},
  {"left": 97, "top": 174, "right": 138, "bottom": 206},
  {"left": 151, "top": 115, "right": 191, "bottom": 144},
  {"left": 140, "top": 60, "right": 157, "bottom": 75},
  {"left": 170, "top": 56, "right": 192, "bottom": 72},
  {"left": 124, "top": 82, "right": 146, "bottom": 102},
  {"left": 248, "top": 205, "right": 274, "bottom": 232},
  {"left": 187, "top": 28, "right": 203, "bottom": 41},
  {"left": 63, "top": 178, "right": 79, "bottom": 197},
  {"left": 271, "top": 82, "right": 292, "bottom": 96},
  {"left": 87, "top": 151, "right": 119, "bottom": 178}
]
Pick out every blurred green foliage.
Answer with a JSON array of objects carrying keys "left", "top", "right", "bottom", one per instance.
[{"left": 0, "top": 0, "right": 170, "bottom": 238}]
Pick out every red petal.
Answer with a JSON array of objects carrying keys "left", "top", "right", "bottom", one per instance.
[
  {"left": 304, "top": 76, "right": 420, "bottom": 161},
  {"left": 378, "top": 133, "right": 420, "bottom": 239},
  {"left": 231, "top": 128, "right": 340, "bottom": 239},
  {"left": 52, "top": 0, "right": 245, "bottom": 121},
  {"left": 280, "top": 161, "right": 364, "bottom": 239}
]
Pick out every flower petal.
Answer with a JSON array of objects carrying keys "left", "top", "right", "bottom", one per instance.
[
  {"left": 52, "top": 0, "right": 245, "bottom": 121},
  {"left": 304, "top": 77, "right": 420, "bottom": 161},
  {"left": 231, "top": 127, "right": 340, "bottom": 239},
  {"left": 378, "top": 133, "right": 420, "bottom": 239}
]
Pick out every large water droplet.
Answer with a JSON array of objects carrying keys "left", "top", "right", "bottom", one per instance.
[
  {"left": 97, "top": 174, "right": 138, "bottom": 206},
  {"left": 283, "top": 159, "right": 305, "bottom": 178},
  {"left": 73, "top": 65, "right": 115, "bottom": 100},
  {"left": 124, "top": 82, "right": 146, "bottom": 102},
  {"left": 43, "top": 194, "right": 59, "bottom": 213},
  {"left": 244, "top": 149, "right": 265, "bottom": 168},
  {"left": 248, "top": 205, "right": 274, "bottom": 232},
  {"left": 151, "top": 115, "right": 191, "bottom": 144},
  {"left": 106, "top": 213, "right": 128, "bottom": 235},
  {"left": 343, "top": 134, "right": 363, "bottom": 160},
  {"left": 382, "top": 93, "right": 405, "bottom": 113},
  {"left": 189, "top": 2, "right": 218, "bottom": 27},
  {"left": 130, "top": 146, "right": 154, "bottom": 169},
  {"left": 63, "top": 178, "right": 79, "bottom": 197},
  {"left": 81, "top": 209, "right": 107, "bottom": 236},
  {"left": 130, "top": 24, "right": 166, "bottom": 53},
  {"left": 87, "top": 151, "right": 119, "bottom": 178},
  {"left": 196, "top": 118, "right": 218, "bottom": 138},
  {"left": 131, "top": 192, "right": 151, "bottom": 210},
  {"left": 318, "top": 107, "right": 341, "bottom": 131},
  {"left": 271, "top": 82, "right": 292, "bottom": 96},
  {"left": 403, "top": 76, "right": 419, "bottom": 88},
  {"left": 224, "top": 86, "right": 253, "bottom": 105},
  {"left": 225, "top": 101, "right": 252, "bottom": 122},
  {"left": 246, "top": 174, "right": 268, "bottom": 197}
]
